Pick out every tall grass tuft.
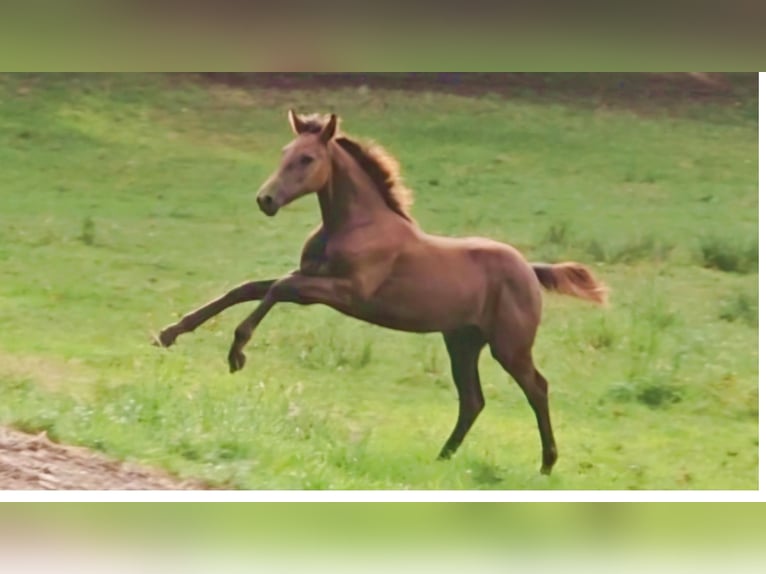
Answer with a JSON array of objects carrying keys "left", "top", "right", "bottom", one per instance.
[
  {"left": 78, "top": 216, "right": 96, "bottom": 246},
  {"left": 585, "top": 235, "right": 673, "bottom": 265},
  {"left": 719, "top": 291, "right": 758, "bottom": 327},
  {"left": 699, "top": 235, "right": 758, "bottom": 274},
  {"left": 539, "top": 224, "right": 673, "bottom": 266},
  {"left": 611, "top": 292, "right": 685, "bottom": 409},
  {"left": 542, "top": 222, "right": 570, "bottom": 246},
  {"left": 609, "top": 236, "right": 673, "bottom": 264}
]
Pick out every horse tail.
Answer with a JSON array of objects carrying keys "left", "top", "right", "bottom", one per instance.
[{"left": 532, "top": 262, "right": 608, "bottom": 305}]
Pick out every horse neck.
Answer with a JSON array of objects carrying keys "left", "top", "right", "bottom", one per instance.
[{"left": 317, "top": 142, "right": 393, "bottom": 233}]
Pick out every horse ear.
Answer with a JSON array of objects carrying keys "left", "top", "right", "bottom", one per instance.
[
  {"left": 288, "top": 109, "right": 307, "bottom": 134},
  {"left": 319, "top": 114, "right": 337, "bottom": 143}
]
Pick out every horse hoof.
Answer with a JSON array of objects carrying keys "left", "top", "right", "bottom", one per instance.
[
  {"left": 540, "top": 447, "right": 558, "bottom": 475},
  {"left": 228, "top": 348, "right": 246, "bottom": 373},
  {"left": 154, "top": 327, "right": 178, "bottom": 348}
]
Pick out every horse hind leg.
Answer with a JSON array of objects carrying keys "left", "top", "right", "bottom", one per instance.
[
  {"left": 438, "top": 326, "right": 487, "bottom": 460},
  {"left": 489, "top": 341, "right": 558, "bottom": 475}
]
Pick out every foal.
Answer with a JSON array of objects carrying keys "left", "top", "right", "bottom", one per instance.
[{"left": 156, "top": 110, "right": 607, "bottom": 474}]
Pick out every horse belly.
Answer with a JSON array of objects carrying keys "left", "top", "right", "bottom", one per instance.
[{"left": 350, "top": 264, "right": 481, "bottom": 333}]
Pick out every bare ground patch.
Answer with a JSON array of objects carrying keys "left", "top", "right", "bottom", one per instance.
[{"left": 0, "top": 426, "right": 204, "bottom": 490}]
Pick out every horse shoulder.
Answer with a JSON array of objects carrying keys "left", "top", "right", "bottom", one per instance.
[{"left": 328, "top": 220, "right": 413, "bottom": 300}]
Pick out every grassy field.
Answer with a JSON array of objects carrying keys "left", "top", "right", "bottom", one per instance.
[{"left": 0, "top": 74, "right": 757, "bottom": 489}]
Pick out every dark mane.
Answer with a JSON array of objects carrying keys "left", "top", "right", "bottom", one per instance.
[{"left": 335, "top": 136, "right": 414, "bottom": 220}]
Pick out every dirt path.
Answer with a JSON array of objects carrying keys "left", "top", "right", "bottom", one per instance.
[{"left": 0, "top": 426, "right": 201, "bottom": 490}]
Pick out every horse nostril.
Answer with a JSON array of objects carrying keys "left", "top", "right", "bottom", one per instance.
[{"left": 257, "top": 194, "right": 278, "bottom": 215}]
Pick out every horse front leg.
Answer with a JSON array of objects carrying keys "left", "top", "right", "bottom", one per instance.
[
  {"left": 228, "top": 274, "right": 353, "bottom": 373},
  {"left": 155, "top": 278, "right": 280, "bottom": 348}
]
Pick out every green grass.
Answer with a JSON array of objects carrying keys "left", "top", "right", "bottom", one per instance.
[
  {"left": 698, "top": 235, "right": 759, "bottom": 274},
  {"left": 0, "top": 74, "right": 758, "bottom": 489}
]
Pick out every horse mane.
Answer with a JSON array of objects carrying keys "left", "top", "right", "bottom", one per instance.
[
  {"left": 334, "top": 137, "right": 414, "bottom": 221},
  {"left": 295, "top": 113, "right": 414, "bottom": 220}
]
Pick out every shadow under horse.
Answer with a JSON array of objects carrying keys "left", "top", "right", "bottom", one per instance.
[{"left": 155, "top": 110, "right": 608, "bottom": 474}]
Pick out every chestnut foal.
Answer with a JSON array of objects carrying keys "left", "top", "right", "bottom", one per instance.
[{"left": 156, "top": 111, "right": 607, "bottom": 474}]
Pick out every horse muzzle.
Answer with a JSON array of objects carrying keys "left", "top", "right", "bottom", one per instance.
[{"left": 256, "top": 192, "right": 281, "bottom": 216}]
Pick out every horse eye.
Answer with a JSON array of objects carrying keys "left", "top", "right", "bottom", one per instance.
[{"left": 299, "top": 154, "right": 314, "bottom": 166}]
